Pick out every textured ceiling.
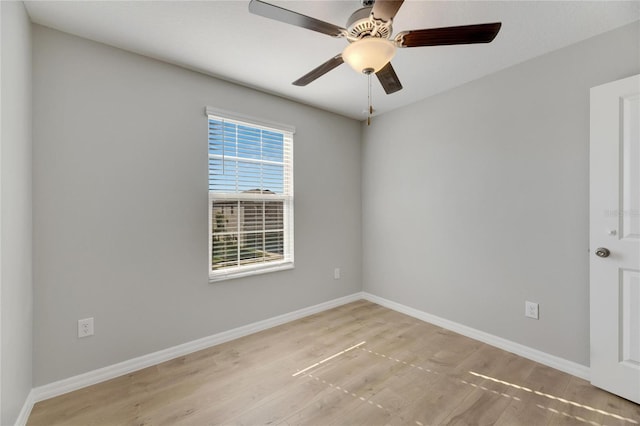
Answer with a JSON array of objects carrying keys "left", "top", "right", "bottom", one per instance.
[{"left": 24, "top": 0, "right": 640, "bottom": 120}]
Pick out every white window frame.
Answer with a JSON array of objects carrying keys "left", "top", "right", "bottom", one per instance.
[{"left": 206, "top": 107, "right": 294, "bottom": 282}]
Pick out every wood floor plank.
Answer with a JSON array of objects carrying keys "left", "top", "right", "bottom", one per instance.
[
  {"left": 493, "top": 363, "right": 572, "bottom": 426},
  {"left": 27, "top": 301, "right": 640, "bottom": 426}
]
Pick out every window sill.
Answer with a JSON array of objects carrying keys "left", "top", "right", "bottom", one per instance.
[{"left": 209, "top": 261, "right": 294, "bottom": 283}]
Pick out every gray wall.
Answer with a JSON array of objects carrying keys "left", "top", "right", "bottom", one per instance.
[
  {"left": 362, "top": 21, "right": 640, "bottom": 366},
  {"left": 1, "top": 1, "right": 33, "bottom": 424},
  {"left": 32, "top": 25, "right": 362, "bottom": 386}
]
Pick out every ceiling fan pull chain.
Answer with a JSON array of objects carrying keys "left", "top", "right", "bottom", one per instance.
[{"left": 367, "top": 73, "right": 372, "bottom": 126}]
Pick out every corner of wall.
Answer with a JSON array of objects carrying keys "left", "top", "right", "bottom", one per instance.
[{"left": 0, "top": 1, "right": 34, "bottom": 424}]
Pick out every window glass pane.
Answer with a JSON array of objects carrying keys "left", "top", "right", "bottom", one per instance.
[
  {"left": 262, "top": 132, "right": 284, "bottom": 162},
  {"left": 212, "top": 234, "right": 238, "bottom": 270},
  {"left": 265, "top": 231, "right": 284, "bottom": 259},
  {"left": 212, "top": 201, "right": 238, "bottom": 233},
  {"left": 242, "top": 232, "right": 265, "bottom": 264},
  {"left": 240, "top": 201, "right": 264, "bottom": 233},
  {"left": 237, "top": 161, "right": 262, "bottom": 192},
  {"left": 263, "top": 164, "right": 284, "bottom": 194},
  {"left": 209, "top": 158, "right": 238, "bottom": 192},
  {"left": 237, "top": 126, "right": 262, "bottom": 160},
  {"left": 264, "top": 201, "right": 284, "bottom": 230}
]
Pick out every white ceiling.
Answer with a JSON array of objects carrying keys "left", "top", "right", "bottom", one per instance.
[{"left": 24, "top": 0, "right": 640, "bottom": 120}]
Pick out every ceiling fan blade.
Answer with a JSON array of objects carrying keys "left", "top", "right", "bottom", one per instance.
[
  {"left": 371, "top": 0, "right": 405, "bottom": 22},
  {"left": 249, "top": 0, "right": 346, "bottom": 37},
  {"left": 293, "top": 55, "right": 344, "bottom": 86},
  {"left": 376, "top": 62, "right": 403, "bottom": 94},
  {"left": 396, "top": 22, "right": 502, "bottom": 48}
]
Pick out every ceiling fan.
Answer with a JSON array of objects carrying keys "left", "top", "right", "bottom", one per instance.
[{"left": 248, "top": 0, "right": 502, "bottom": 95}]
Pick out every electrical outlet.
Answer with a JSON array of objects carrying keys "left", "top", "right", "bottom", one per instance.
[
  {"left": 78, "top": 317, "right": 94, "bottom": 338},
  {"left": 334, "top": 268, "right": 341, "bottom": 280},
  {"left": 525, "top": 301, "right": 539, "bottom": 320}
]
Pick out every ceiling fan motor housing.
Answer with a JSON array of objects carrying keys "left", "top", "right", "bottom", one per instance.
[{"left": 346, "top": 7, "right": 392, "bottom": 40}]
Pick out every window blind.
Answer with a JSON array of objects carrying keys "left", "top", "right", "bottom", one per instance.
[{"left": 208, "top": 112, "right": 294, "bottom": 280}]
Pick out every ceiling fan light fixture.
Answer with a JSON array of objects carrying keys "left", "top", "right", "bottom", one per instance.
[{"left": 342, "top": 38, "right": 396, "bottom": 74}]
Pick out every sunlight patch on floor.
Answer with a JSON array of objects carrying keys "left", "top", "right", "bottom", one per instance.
[
  {"left": 460, "top": 379, "right": 522, "bottom": 401},
  {"left": 469, "top": 370, "right": 638, "bottom": 424},
  {"left": 307, "top": 372, "right": 389, "bottom": 413},
  {"left": 292, "top": 341, "right": 366, "bottom": 377},
  {"left": 360, "top": 347, "right": 439, "bottom": 375},
  {"left": 536, "top": 404, "right": 603, "bottom": 426}
]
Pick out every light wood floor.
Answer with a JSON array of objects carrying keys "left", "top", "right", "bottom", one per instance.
[{"left": 28, "top": 300, "right": 640, "bottom": 425}]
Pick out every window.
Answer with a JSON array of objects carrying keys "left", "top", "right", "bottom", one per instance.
[{"left": 207, "top": 107, "right": 294, "bottom": 281}]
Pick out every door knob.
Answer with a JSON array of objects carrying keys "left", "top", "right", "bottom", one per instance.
[{"left": 595, "top": 247, "right": 610, "bottom": 258}]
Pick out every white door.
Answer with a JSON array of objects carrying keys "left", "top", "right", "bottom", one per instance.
[{"left": 590, "top": 73, "right": 640, "bottom": 404}]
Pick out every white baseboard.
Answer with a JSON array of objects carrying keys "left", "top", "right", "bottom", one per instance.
[
  {"left": 362, "top": 292, "right": 590, "bottom": 381},
  {"left": 29, "top": 292, "right": 364, "bottom": 405},
  {"left": 14, "top": 390, "right": 36, "bottom": 426}
]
